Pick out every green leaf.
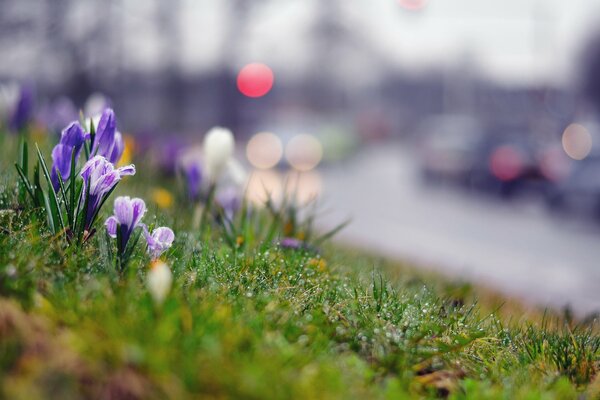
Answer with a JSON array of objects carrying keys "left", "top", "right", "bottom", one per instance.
[
  {"left": 33, "top": 163, "right": 45, "bottom": 209},
  {"left": 36, "top": 144, "right": 65, "bottom": 233},
  {"left": 14, "top": 163, "right": 35, "bottom": 202},
  {"left": 313, "top": 218, "right": 351, "bottom": 247},
  {"left": 19, "top": 139, "right": 28, "bottom": 174},
  {"left": 42, "top": 192, "right": 55, "bottom": 233}
]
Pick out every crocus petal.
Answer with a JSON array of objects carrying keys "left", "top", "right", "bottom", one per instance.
[
  {"left": 108, "top": 131, "right": 124, "bottom": 164},
  {"left": 91, "top": 108, "right": 116, "bottom": 158},
  {"left": 92, "top": 170, "right": 120, "bottom": 197},
  {"left": 51, "top": 144, "right": 72, "bottom": 178},
  {"left": 131, "top": 197, "right": 147, "bottom": 228},
  {"left": 80, "top": 155, "right": 105, "bottom": 181},
  {"left": 118, "top": 164, "right": 136, "bottom": 176},
  {"left": 105, "top": 216, "right": 118, "bottom": 238},
  {"left": 60, "top": 121, "right": 86, "bottom": 151},
  {"left": 114, "top": 196, "right": 133, "bottom": 228},
  {"left": 153, "top": 227, "right": 175, "bottom": 246}
]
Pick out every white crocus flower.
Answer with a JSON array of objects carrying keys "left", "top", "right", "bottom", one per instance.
[
  {"left": 147, "top": 260, "right": 172, "bottom": 305},
  {"left": 203, "top": 126, "right": 235, "bottom": 182}
]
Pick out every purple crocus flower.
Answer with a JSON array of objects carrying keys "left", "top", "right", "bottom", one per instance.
[
  {"left": 279, "top": 237, "right": 304, "bottom": 250},
  {"left": 143, "top": 226, "right": 175, "bottom": 260},
  {"left": 50, "top": 122, "right": 86, "bottom": 192},
  {"left": 9, "top": 84, "right": 34, "bottom": 132},
  {"left": 80, "top": 155, "right": 135, "bottom": 231},
  {"left": 184, "top": 162, "right": 203, "bottom": 200},
  {"left": 216, "top": 186, "right": 240, "bottom": 220},
  {"left": 90, "top": 108, "right": 118, "bottom": 160},
  {"left": 105, "top": 196, "right": 147, "bottom": 250},
  {"left": 38, "top": 96, "right": 78, "bottom": 134}
]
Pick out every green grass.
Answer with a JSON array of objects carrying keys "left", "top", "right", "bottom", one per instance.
[{"left": 0, "top": 133, "right": 599, "bottom": 399}]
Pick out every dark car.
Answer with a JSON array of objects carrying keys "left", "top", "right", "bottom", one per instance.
[
  {"left": 466, "top": 132, "right": 553, "bottom": 197},
  {"left": 546, "top": 153, "right": 600, "bottom": 217},
  {"left": 416, "top": 115, "right": 483, "bottom": 185}
]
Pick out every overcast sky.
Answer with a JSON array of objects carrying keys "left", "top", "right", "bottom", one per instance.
[
  {"left": 165, "top": 0, "right": 600, "bottom": 86},
  {"left": 2, "top": 0, "right": 600, "bottom": 87}
]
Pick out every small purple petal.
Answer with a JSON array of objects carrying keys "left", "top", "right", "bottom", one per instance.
[
  {"left": 153, "top": 227, "right": 174, "bottom": 244},
  {"left": 105, "top": 216, "right": 118, "bottom": 238},
  {"left": 108, "top": 131, "right": 124, "bottom": 164},
  {"left": 118, "top": 164, "right": 136, "bottom": 176},
  {"left": 92, "top": 170, "right": 120, "bottom": 196},
  {"left": 131, "top": 197, "right": 147, "bottom": 228}
]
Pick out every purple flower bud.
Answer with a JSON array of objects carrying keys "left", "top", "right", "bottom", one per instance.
[
  {"left": 143, "top": 226, "right": 175, "bottom": 260},
  {"left": 105, "top": 196, "right": 146, "bottom": 250},
  {"left": 80, "top": 155, "right": 135, "bottom": 231},
  {"left": 60, "top": 121, "right": 86, "bottom": 150},
  {"left": 50, "top": 144, "right": 72, "bottom": 192},
  {"left": 9, "top": 84, "right": 34, "bottom": 132},
  {"left": 91, "top": 108, "right": 117, "bottom": 159},
  {"left": 49, "top": 121, "right": 87, "bottom": 192}
]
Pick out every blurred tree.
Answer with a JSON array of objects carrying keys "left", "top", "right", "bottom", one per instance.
[{"left": 581, "top": 33, "right": 600, "bottom": 113}]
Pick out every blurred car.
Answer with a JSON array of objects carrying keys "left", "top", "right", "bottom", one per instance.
[
  {"left": 418, "top": 117, "right": 565, "bottom": 198},
  {"left": 467, "top": 132, "right": 554, "bottom": 197},
  {"left": 545, "top": 153, "right": 600, "bottom": 217},
  {"left": 416, "top": 115, "right": 483, "bottom": 184}
]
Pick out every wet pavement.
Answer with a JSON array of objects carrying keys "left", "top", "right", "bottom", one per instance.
[{"left": 317, "top": 143, "right": 600, "bottom": 316}]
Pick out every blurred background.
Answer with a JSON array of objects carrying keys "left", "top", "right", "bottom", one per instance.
[{"left": 2, "top": 0, "right": 600, "bottom": 313}]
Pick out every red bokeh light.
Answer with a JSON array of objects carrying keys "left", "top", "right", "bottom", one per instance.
[
  {"left": 237, "top": 63, "right": 274, "bottom": 98},
  {"left": 489, "top": 145, "right": 524, "bottom": 181},
  {"left": 397, "top": 0, "right": 428, "bottom": 11}
]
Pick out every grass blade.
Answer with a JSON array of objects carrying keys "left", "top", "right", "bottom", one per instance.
[{"left": 36, "top": 144, "right": 65, "bottom": 233}]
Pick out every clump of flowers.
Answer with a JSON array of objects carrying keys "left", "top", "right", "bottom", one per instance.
[
  {"left": 15, "top": 108, "right": 134, "bottom": 245},
  {"left": 105, "top": 196, "right": 174, "bottom": 272},
  {"left": 177, "top": 127, "right": 246, "bottom": 233}
]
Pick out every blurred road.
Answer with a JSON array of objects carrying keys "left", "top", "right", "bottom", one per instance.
[{"left": 318, "top": 143, "right": 600, "bottom": 316}]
